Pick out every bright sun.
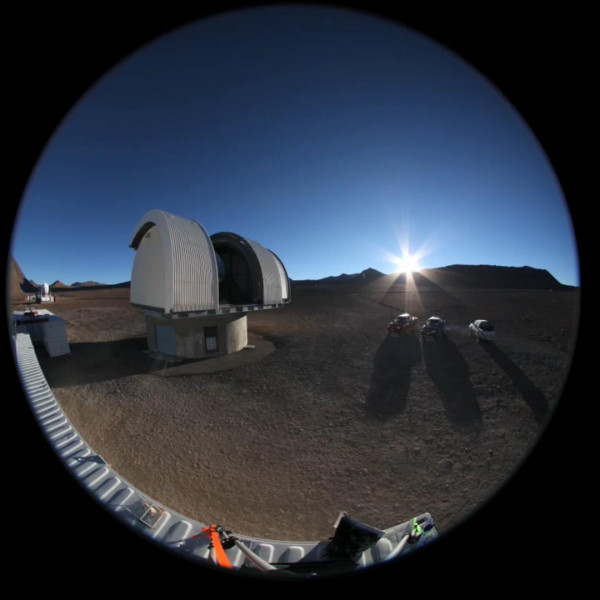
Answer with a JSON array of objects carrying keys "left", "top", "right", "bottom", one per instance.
[{"left": 395, "top": 253, "right": 422, "bottom": 274}]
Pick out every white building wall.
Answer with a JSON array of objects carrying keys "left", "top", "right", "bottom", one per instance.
[
  {"left": 163, "top": 212, "right": 219, "bottom": 312},
  {"left": 13, "top": 310, "right": 70, "bottom": 357},
  {"left": 130, "top": 210, "right": 219, "bottom": 313},
  {"left": 245, "top": 239, "right": 289, "bottom": 305},
  {"left": 130, "top": 225, "right": 166, "bottom": 311},
  {"left": 146, "top": 313, "right": 247, "bottom": 358},
  {"left": 272, "top": 252, "right": 291, "bottom": 302}
]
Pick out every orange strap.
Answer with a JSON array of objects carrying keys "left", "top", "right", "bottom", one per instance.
[{"left": 203, "top": 525, "right": 232, "bottom": 569}]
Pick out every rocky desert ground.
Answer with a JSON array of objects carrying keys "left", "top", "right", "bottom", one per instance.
[{"left": 10, "top": 272, "right": 580, "bottom": 552}]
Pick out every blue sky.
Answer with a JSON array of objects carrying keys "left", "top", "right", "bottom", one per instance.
[{"left": 10, "top": 5, "right": 579, "bottom": 286}]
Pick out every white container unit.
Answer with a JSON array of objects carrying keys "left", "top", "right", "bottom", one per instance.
[{"left": 13, "top": 310, "right": 70, "bottom": 357}]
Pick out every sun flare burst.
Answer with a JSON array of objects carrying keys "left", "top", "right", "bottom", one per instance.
[{"left": 394, "top": 253, "right": 422, "bottom": 275}]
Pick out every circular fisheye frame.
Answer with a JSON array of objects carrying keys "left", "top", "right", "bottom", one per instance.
[{"left": 10, "top": 5, "right": 580, "bottom": 582}]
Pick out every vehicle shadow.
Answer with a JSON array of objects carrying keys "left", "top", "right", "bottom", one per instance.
[
  {"left": 422, "top": 335, "right": 482, "bottom": 428},
  {"left": 366, "top": 334, "right": 421, "bottom": 417},
  {"left": 480, "top": 342, "right": 550, "bottom": 425},
  {"left": 35, "top": 337, "right": 161, "bottom": 387}
]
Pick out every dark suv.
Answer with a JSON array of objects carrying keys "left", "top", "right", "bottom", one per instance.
[{"left": 387, "top": 313, "right": 418, "bottom": 334}]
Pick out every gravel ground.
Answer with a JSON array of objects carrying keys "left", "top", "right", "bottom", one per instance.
[{"left": 21, "top": 283, "right": 579, "bottom": 542}]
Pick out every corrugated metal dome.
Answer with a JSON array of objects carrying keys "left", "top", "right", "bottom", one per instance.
[
  {"left": 130, "top": 210, "right": 290, "bottom": 314},
  {"left": 130, "top": 209, "right": 219, "bottom": 313},
  {"left": 211, "top": 232, "right": 291, "bottom": 306}
]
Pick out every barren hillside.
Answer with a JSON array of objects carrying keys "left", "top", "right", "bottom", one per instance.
[{"left": 7, "top": 256, "right": 36, "bottom": 298}]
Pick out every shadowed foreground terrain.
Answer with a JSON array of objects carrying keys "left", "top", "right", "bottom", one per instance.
[{"left": 12, "top": 278, "right": 579, "bottom": 542}]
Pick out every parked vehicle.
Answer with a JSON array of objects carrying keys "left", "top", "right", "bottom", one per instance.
[
  {"left": 421, "top": 316, "right": 446, "bottom": 339},
  {"left": 469, "top": 319, "right": 496, "bottom": 341},
  {"left": 387, "top": 313, "right": 418, "bottom": 334}
]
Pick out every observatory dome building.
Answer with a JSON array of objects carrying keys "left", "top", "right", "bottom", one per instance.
[{"left": 130, "top": 209, "right": 290, "bottom": 359}]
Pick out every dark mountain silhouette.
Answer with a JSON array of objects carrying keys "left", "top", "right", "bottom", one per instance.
[
  {"left": 9, "top": 258, "right": 573, "bottom": 301},
  {"left": 8, "top": 256, "right": 37, "bottom": 297},
  {"left": 71, "top": 281, "right": 105, "bottom": 287},
  {"left": 293, "top": 268, "right": 384, "bottom": 286},
  {"left": 425, "top": 265, "right": 572, "bottom": 290},
  {"left": 63, "top": 281, "right": 130, "bottom": 291},
  {"left": 293, "top": 265, "right": 573, "bottom": 290}
]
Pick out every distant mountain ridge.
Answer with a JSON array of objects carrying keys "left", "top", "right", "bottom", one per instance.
[
  {"left": 292, "top": 265, "right": 574, "bottom": 290},
  {"left": 8, "top": 257, "right": 37, "bottom": 296},
  {"left": 71, "top": 281, "right": 105, "bottom": 287},
  {"left": 292, "top": 268, "right": 384, "bottom": 285},
  {"left": 9, "top": 256, "right": 574, "bottom": 301},
  {"left": 424, "top": 264, "right": 572, "bottom": 290}
]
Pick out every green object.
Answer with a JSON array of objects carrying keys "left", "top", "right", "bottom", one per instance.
[{"left": 412, "top": 518, "right": 423, "bottom": 539}]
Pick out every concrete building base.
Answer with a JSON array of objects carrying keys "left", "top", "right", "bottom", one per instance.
[{"left": 145, "top": 312, "right": 248, "bottom": 359}]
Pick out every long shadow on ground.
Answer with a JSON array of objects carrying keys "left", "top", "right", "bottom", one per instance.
[
  {"left": 422, "top": 335, "right": 482, "bottom": 428},
  {"left": 35, "top": 337, "right": 160, "bottom": 387},
  {"left": 480, "top": 342, "right": 550, "bottom": 425},
  {"left": 366, "top": 333, "right": 420, "bottom": 417}
]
